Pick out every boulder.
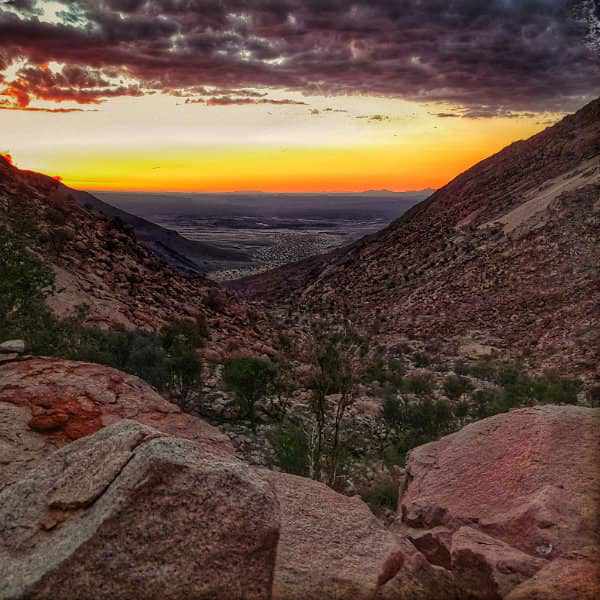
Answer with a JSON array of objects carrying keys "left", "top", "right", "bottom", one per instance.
[
  {"left": 506, "top": 551, "right": 600, "bottom": 600},
  {"left": 0, "top": 358, "right": 234, "bottom": 489},
  {"left": 260, "top": 469, "right": 405, "bottom": 600},
  {"left": 374, "top": 538, "right": 464, "bottom": 600},
  {"left": 0, "top": 421, "right": 280, "bottom": 600},
  {"left": 451, "top": 527, "right": 545, "bottom": 600},
  {"left": 0, "top": 353, "right": 19, "bottom": 364},
  {"left": 0, "top": 340, "right": 26, "bottom": 354},
  {"left": 398, "top": 405, "right": 600, "bottom": 599}
]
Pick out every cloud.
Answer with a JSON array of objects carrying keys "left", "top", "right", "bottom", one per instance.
[
  {"left": 188, "top": 96, "right": 307, "bottom": 106},
  {"left": 0, "top": 63, "right": 143, "bottom": 108},
  {"left": 0, "top": 104, "right": 90, "bottom": 112},
  {"left": 0, "top": 1, "right": 598, "bottom": 115},
  {"left": 431, "top": 108, "right": 542, "bottom": 119},
  {"left": 356, "top": 114, "right": 391, "bottom": 122}
]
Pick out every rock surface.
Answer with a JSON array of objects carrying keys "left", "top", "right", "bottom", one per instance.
[
  {"left": 451, "top": 527, "right": 545, "bottom": 600},
  {"left": 261, "top": 469, "right": 404, "bottom": 600},
  {"left": 0, "top": 358, "right": 234, "bottom": 489},
  {"left": 0, "top": 340, "right": 26, "bottom": 354},
  {"left": 0, "top": 421, "right": 280, "bottom": 600},
  {"left": 397, "top": 405, "right": 600, "bottom": 599},
  {"left": 506, "top": 551, "right": 600, "bottom": 600}
]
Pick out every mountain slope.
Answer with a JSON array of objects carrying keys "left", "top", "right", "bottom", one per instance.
[
  {"left": 235, "top": 98, "right": 600, "bottom": 378},
  {"left": 68, "top": 188, "right": 249, "bottom": 275},
  {"left": 0, "top": 156, "right": 275, "bottom": 361}
]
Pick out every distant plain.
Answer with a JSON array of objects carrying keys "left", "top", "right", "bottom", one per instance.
[{"left": 96, "top": 191, "right": 431, "bottom": 280}]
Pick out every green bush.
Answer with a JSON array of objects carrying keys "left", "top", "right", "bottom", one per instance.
[
  {"left": 0, "top": 226, "right": 204, "bottom": 397},
  {"left": 359, "top": 475, "right": 399, "bottom": 515},
  {"left": 465, "top": 358, "right": 497, "bottom": 381},
  {"left": 530, "top": 372, "right": 582, "bottom": 405},
  {"left": 443, "top": 375, "right": 473, "bottom": 401},
  {"left": 0, "top": 226, "right": 56, "bottom": 340},
  {"left": 270, "top": 420, "right": 309, "bottom": 476},
  {"left": 413, "top": 352, "right": 431, "bottom": 368},
  {"left": 470, "top": 388, "right": 502, "bottom": 419},
  {"left": 223, "top": 356, "right": 277, "bottom": 428},
  {"left": 382, "top": 390, "right": 404, "bottom": 428},
  {"left": 161, "top": 316, "right": 209, "bottom": 349},
  {"left": 404, "top": 373, "right": 435, "bottom": 397}
]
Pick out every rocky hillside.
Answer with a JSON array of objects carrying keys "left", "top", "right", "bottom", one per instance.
[
  {"left": 1, "top": 357, "right": 598, "bottom": 599},
  {"left": 0, "top": 156, "right": 276, "bottom": 362},
  {"left": 235, "top": 98, "right": 600, "bottom": 380},
  {"left": 70, "top": 187, "right": 249, "bottom": 275}
]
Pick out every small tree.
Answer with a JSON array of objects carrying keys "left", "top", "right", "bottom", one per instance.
[
  {"left": 269, "top": 419, "right": 310, "bottom": 476},
  {"left": 308, "top": 333, "right": 356, "bottom": 486},
  {"left": 0, "top": 226, "right": 56, "bottom": 338},
  {"left": 443, "top": 375, "right": 473, "bottom": 402},
  {"left": 223, "top": 357, "right": 277, "bottom": 429}
]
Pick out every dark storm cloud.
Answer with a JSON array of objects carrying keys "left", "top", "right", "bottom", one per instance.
[
  {"left": 0, "top": 0, "right": 598, "bottom": 114},
  {"left": 1, "top": 63, "right": 143, "bottom": 107}
]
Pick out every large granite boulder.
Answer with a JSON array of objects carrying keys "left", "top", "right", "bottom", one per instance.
[
  {"left": 0, "top": 421, "right": 280, "bottom": 600},
  {"left": 260, "top": 469, "right": 405, "bottom": 600},
  {"left": 0, "top": 358, "right": 233, "bottom": 489},
  {"left": 397, "top": 405, "right": 600, "bottom": 599}
]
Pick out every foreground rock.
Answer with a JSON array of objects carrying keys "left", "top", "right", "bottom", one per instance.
[
  {"left": 398, "top": 405, "right": 600, "bottom": 599},
  {"left": 0, "top": 421, "right": 280, "bottom": 600},
  {"left": 262, "top": 470, "right": 403, "bottom": 600},
  {"left": 0, "top": 358, "right": 233, "bottom": 489},
  {"left": 0, "top": 340, "right": 26, "bottom": 354}
]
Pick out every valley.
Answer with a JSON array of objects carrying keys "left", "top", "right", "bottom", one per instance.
[
  {"left": 1, "top": 99, "right": 599, "bottom": 600},
  {"left": 95, "top": 191, "right": 430, "bottom": 280}
]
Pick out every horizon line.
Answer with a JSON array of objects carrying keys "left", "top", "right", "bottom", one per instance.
[{"left": 87, "top": 188, "right": 436, "bottom": 195}]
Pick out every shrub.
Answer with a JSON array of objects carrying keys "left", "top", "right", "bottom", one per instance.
[
  {"left": 0, "top": 226, "right": 56, "bottom": 339},
  {"left": 124, "top": 334, "right": 170, "bottom": 389},
  {"left": 443, "top": 375, "right": 473, "bottom": 401},
  {"left": 223, "top": 357, "right": 277, "bottom": 428},
  {"left": 404, "top": 373, "right": 435, "bottom": 397},
  {"left": 471, "top": 388, "right": 502, "bottom": 419},
  {"left": 359, "top": 474, "right": 399, "bottom": 515},
  {"left": 382, "top": 390, "right": 404, "bottom": 429},
  {"left": 269, "top": 420, "right": 309, "bottom": 476},
  {"left": 413, "top": 352, "right": 431, "bottom": 368},
  {"left": 161, "top": 316, "right": 209, "bottom": 349},
  {"left": 466, "top": 358, "right": 498, "bottom": 381},
  {"left": 530, "top": 372, "right": 582, "bottom": 405}
]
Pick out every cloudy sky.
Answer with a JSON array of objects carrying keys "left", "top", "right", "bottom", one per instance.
[{"left": 1, "top": 0, "right": 599, "bottom": 191}]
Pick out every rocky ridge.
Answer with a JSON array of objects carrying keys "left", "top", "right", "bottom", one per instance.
[
  {"left": 0, "top": 155, "right": 278, "bottom": 363},
  {"left": 234, "top": 98, "right": 600, "bottom": 380}
]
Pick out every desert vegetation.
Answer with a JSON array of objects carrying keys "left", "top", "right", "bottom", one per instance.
[
  {"left": 0, "top": 213, "right": 589, "bottom": 513},
  {"left": 1, "top": 224, "right": 204, "bottom": 399}
]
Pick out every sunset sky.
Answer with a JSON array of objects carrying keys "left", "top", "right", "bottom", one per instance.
[{"left": 1, "top": 0, "right": 599, "bottom": 192}]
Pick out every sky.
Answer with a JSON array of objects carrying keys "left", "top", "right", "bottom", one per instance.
[{"left": 0, "top": 0, "right": 599, "bottom": 192}]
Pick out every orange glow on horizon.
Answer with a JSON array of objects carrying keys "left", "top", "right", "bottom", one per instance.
[
  {"left": 0, "top": 94, "right": 552, "bottom": 193},
  {"left": 19, "top": 121, "right": 545, "bottom": 193}
]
